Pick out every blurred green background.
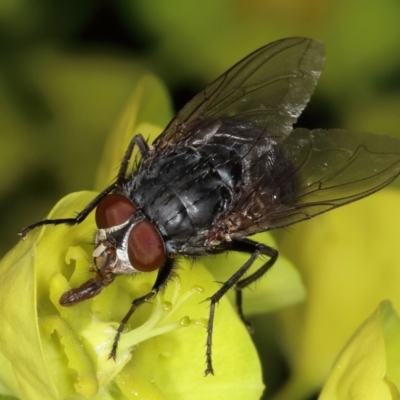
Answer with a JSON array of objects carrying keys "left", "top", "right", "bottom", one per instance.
[{"left": 1, "top": 0, "right": 400, "bottom": 398}]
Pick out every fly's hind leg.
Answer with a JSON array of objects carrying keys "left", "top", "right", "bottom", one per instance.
[
  {"left": 19, "top": 134, "right": 149, "bottom": 238},
  {"left": 234, "top": 240, "right": 278, "bottom": 330},
  {"left": 205, "top": 238, "right": 277, "bottom": 376}
]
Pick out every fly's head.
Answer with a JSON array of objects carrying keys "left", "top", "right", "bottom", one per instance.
[
  {"left": 60, "top": 194, "right": 166, "bottom": 307},
  {"left": 94, "top": 193, "right": 166, "bottom": 275}
]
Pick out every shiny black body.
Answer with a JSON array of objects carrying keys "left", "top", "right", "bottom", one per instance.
[
  {"left": 19, "top": 37, "right": 400, "bottom": 375},
  {"left": 128, "top": 142, "right": 243, "bottom": 253},
  {"left": 126, "top": 120, "right": 296, "bottom": 255}
]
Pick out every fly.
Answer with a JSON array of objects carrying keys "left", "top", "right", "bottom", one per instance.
[{"left": 19, "top": 37, "right": 400, "bottom": 375}]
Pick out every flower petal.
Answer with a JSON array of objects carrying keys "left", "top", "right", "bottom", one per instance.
[{"left": 320, "top": 301, "right": 400, "bottom": 399}]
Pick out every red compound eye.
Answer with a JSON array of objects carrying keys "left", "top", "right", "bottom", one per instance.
[
  {"left": 95, "top": 194, "right": 136, "bottom": 229},
  {"left": 128, "top": 221, "right": 165, "bottom": 272}
]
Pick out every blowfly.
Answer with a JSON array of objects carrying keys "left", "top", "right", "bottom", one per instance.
[{"left": 20, "top": 37, "right": 400, "bottom": 375}]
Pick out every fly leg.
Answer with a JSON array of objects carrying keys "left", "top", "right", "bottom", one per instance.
[
  {"left": 234, "top": 240, "right": 277, "bottom": 329},
  {"left": 109, "top": 257, "right": 175, "bottom": 360},
  {"left": 19, "top": 134, "right": 149, "bottom": 238},
  {"left": 205, "top": 238, "right": 277, "bottom": 376}
]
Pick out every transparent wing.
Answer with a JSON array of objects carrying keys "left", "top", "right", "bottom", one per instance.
[
  {"left": 235, "top": 128, "right": 400, "bottom": 234},
  {"left": 153, "top": 37, "right": 325, "bottom": 150}
]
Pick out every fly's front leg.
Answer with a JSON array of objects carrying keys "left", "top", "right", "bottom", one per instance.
[
  {"left": 116, "top": 134, "right": 149, "bottom": 181},
  {"left": 18, "top": 185, "right": 115, "bottom": 238},
  {"left": 205, "top": 238, "right": 277, "bottom": 376},
  {"left": 109, "top": 257, "right": 175, "bottom": 360},
  {"left": 19, "top": 134, "right": 149, "bottom": 238}
]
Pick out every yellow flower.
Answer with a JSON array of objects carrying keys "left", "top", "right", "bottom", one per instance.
[
  {"left": 320, "top": 301, "right": 400, "bottom": 399},
  {"left": 1, "top": 75, "right": 304, "bottom": 399},
  {"left": 273, "top": 189, "right": 400, "bottom": 400}
]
